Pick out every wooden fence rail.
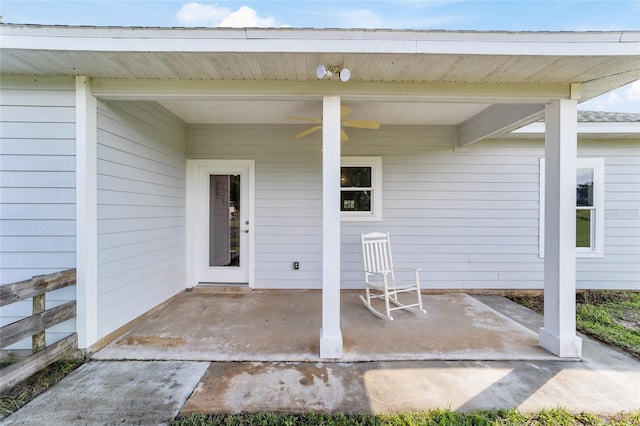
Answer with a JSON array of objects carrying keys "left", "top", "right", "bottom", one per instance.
[{"left": 0, "top": 269, "right": 77, "bottom": 393}]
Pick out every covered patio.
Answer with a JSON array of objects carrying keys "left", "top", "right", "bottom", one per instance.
[
  {"left": 3, "top": 25, "right": 639, "bottom": 361},
  {"left": 93, "top": 289, "right": 558, "bottom": 362}
]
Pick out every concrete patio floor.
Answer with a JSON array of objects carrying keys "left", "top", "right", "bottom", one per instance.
[
  {"left": 3, "top": 295, "right": 638, "bottom": 425},
  {"left": 93, "top": 290, "right": 558, "bottom": 362}
]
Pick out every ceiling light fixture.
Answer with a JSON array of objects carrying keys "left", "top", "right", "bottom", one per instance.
[{"left": 316, "top": 65, "right": 351, "bottom": 82}]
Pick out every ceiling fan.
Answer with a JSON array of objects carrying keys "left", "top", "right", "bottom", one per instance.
[{"left": 288, "top": 106, "right": 381, "bottom": 142}]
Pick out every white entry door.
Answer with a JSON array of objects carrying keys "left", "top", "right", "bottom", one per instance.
[{"left": 191, "top": 160, "right": 254, "bottom": 285}]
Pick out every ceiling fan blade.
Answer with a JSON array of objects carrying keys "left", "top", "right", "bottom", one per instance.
[
  {"left": 341, "top": 128, "right": 349, "bottom": 142},
  {"left": 294, "top": 126, "right": 322, "bottom": 139},
  {"left": 288, "top": 116, "right": 322, "bottom": 123},
  {"left": 289, "top": 106, "right": 374, "bottom": 141},
  {"left": 341, "top": 119, "right": 381, "bottom": 129}
]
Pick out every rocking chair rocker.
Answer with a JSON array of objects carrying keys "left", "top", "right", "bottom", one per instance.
[{"left": 360, "top": 232, "right": 427, "bottom": 320}]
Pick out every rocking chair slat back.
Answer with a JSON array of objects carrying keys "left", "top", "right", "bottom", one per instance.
[{"left": 362, "top": 232, "right": 394, "bottom": 274}]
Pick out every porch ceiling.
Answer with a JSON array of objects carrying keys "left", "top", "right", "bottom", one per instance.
[
  {"left": 3, "top": 49, "right": 638, "bottom": 88},
  {"left": 2, "top": 25, "right": 639, "bottom": 128}
]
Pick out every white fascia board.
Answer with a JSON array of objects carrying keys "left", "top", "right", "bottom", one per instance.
[
  {"left": 0, "top": 34, "right": 417, "bottom": 54},
  {"left": 1, "top": 25, "right": 638, "bottom": 56},
  {"left": 416, "top": 39, "right": 640, "bottom": 56},
  {"left": 514, "top": 121, "right": 640, "bottom": 134}
]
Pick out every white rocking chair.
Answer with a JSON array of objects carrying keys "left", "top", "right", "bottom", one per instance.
[{"left": 360, "top": 232, "right": 427, "bottom": 320}]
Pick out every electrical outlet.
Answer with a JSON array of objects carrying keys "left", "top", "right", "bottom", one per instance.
[{"left": 293, "top": 261, "right": 300, "bottom": 270}]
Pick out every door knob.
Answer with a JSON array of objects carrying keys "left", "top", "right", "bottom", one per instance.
[{"left": 242, "top": 229, "right": 249, "bottom": 233}]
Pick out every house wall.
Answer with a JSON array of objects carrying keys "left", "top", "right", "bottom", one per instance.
[
  {"left": 0, "top": 76, "right": 77, "bottom": 347},
  {"left": 189, "top": 124, "right": 639, "bottom": 291},
  {"left": 189, "top": 124, "right": 324, "bottom": 288},
  {"left": 96, "top": 100, "right": 187, "bottom": 338},
  {"left": 574, "top": 138, "right": 640, "bottom": 289},
  {"left": 469, "top": 136, "right": 640, "bottom": 290}
]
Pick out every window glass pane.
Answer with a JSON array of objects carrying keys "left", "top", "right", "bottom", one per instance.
[
  {"left": 209, "top": 174, "right": 241, "bottom": 267},
  {"left": 576, "top": 168, "right": 594, "bottom": 207},
  {"left": 341, "top": 167, "right": 371, "bottom": 188},
  {"left": 341, "top": 190, "right": 371, "bottom": 212},
  {"left": 576, "top": 209, "right": 591, "bottom": 248}
]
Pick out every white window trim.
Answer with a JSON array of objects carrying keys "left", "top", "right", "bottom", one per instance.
[
  {"left": 539, "top": 157, "right": 605, "bottom": 258},
  {"left": 340, "top": 156, "right": 382, "bottom": 222}
]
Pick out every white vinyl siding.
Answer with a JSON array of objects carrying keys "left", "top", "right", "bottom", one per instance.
[
  {"left": 189, "top": 124, "right": 639, "bottom": 291},
  {"left": 575, "top": 139, "right": 640, "bottom": 290},
  {"left": 341, "top": 126, "right": 543, "bottom": 290},
  {"left": 97, "top": 100, "right": 187, "bottom": 339},
  {"left": 0, "top": 76, "right": 76, "bottom": 348},
  {"left": 189, "top": 124, "right": 323, "bottom": 289}
]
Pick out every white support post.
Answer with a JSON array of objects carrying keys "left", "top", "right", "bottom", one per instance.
[
  {"left": 320, "top": 96, "right": 343, "bottom": 359},
  {"left": 75, "top": 76, "right": 99, "bottom": 349},
  {"left": 539, "top": 99, "right": 582, "bottom": 358}
]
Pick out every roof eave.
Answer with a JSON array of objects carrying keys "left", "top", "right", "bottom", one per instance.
[{"left": 2, "top": 24, "right": 639, "bottom": 56}]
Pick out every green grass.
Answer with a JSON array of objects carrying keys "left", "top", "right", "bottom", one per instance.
[
  {"left": 172, "top": 408, "right": 640, "bottom": 426},
  {"left": 576, "top": 292, "right": 640, "bottom": 359},
  {"left": 509, "top": 291, "right": 640, "bottom": 361}
]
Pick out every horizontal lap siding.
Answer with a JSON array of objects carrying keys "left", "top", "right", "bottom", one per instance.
[
  {"left": 189, "top": 124, "right": 638, "bottom": 291},
  {"left": 97, "top": 101, "right": 187, "bottom": 338},
  {"left": 189, "top": 124, "right": 322, "bottom": 289},
  {"left": 341, "top": 128, "right": 544, "bottom": 290},
  {"left": 0, "top": 76, "right": 76, "bottom": 348},
  {"left": 577, "top": 139, "right": 640, "bottom": 290}
]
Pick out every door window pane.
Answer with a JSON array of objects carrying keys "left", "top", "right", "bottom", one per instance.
[{"left": 209, "top": 174, "right": 240, "bottom": 267}]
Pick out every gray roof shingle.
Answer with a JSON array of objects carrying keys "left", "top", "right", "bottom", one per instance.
[{"left": 578, "top": 111, "right": 640, "bottom": 122}]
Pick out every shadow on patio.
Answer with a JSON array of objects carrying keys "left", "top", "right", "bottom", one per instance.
[{"left": 93, "top": 289, "right": 557, "bottom": 362}]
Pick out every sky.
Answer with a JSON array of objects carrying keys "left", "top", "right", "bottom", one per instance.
[{"left": 1, "top": 0, "right": 639, "bottom": 112}]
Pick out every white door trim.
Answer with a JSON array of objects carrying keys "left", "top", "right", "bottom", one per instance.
[{"left": 187, "top": 159, "right": 255, "bottom": 288}]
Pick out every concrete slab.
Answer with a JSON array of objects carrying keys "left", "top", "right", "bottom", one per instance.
[
  {"left": 1, "top": 361, "right": 209, "bottom": 426},
  {"left": 3, "top": 296, "right": 638, "bottom": 421},
  {"left": 181, "top": 297, "right": 640, "bottom": 416},
  {"left": 94, "top": 292, "right": 557, "bottom": 362},
  {"left": 181, "top": 357, "right": 640, "bottom": 415}
]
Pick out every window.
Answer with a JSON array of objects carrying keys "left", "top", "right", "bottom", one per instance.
[
  {"left": 539, "top": 158, "right": 604, "bottom": 257},
  {"left": 341, "top": 157, "right": 382, "bottom": 221}
]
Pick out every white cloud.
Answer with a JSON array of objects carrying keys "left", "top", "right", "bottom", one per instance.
[
  {"left": 219, "top": 6, "right": 276, "bottom": 28},
  {"left": 176, "top": 3, "right": 230, "bottom": 26},
  {"left": 580, "top": 80, "right": 640, "bottom": 113},
  {"left": 176, "top": 3, "right": 276, "bottom": 27}
]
